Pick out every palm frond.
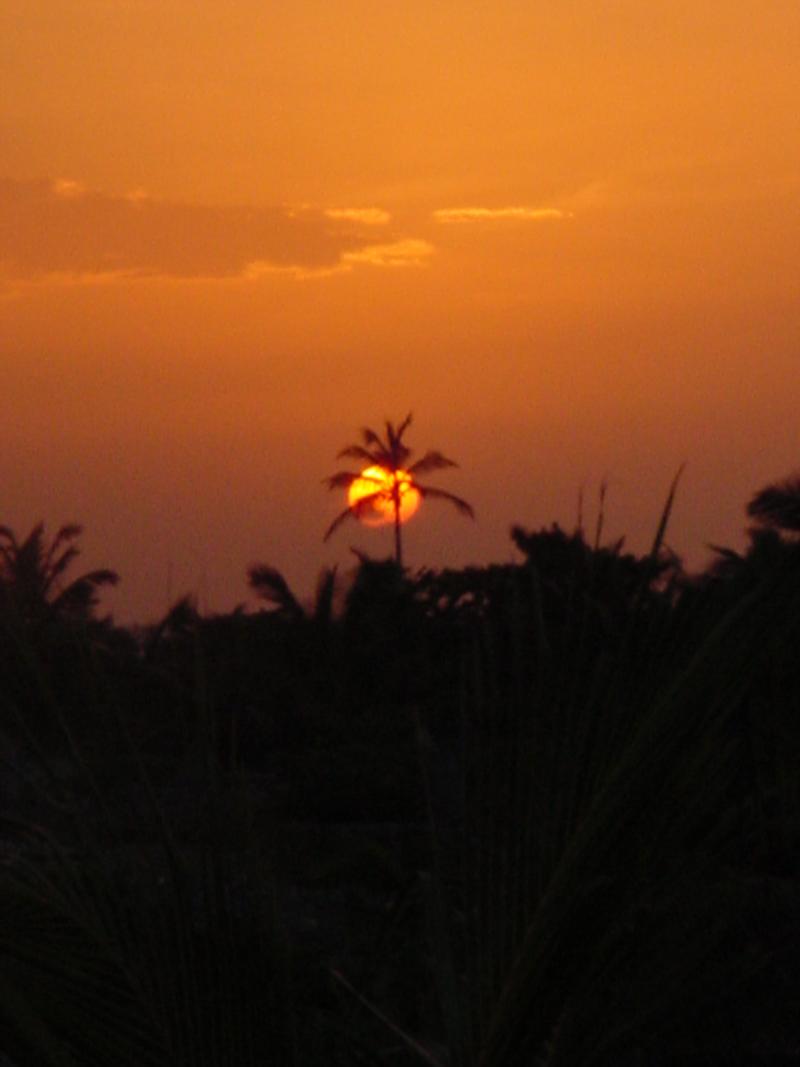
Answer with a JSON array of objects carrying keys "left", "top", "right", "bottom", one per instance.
[
  {"left": 38, "top": 524, "right": 84, "bottom": 593},
  {"left": 327, "top": 468, "right": 390, "bottom": 491},
  {"left": 470, "top": 567, "right": 792, "bottom": 1066},
  {"left": 246, "top": 564, "right": 303, "bottom": 617},
  {"left": 408, "top": 451, "right": 458, "bottom": 477},
  {"left": 12, "top": 525, "right": 46, "bottom": 589},
  {"left": 348, "top": 490, "right": 385, "bottom": 516},
  {"left": 747, "top": 474, "right": 800, "bottom": 533},
  {"left": 50, "top": 570, "right": 120, "bottom": 617},
  {"left": 386, "top": 411, "right": 413, "bottom": 454},
  {"left": 360, "top": 426, "right": 388, "bottom": 452},
  {"left": 336, "top": 445, "right": 386, "bottom": 466},
  {"left": 417, "top": 485, "right": 475, "bottom": 519},
  {"left": 0, "top": 524, "right": 18, "bottom": 540},
  {"left": 0, "top": 522, "right": 116, "bottom": 623},
  {"left": 323, "top": 506, "right": 356, "bottom": 543},
  {"left": 647, "top": 464, "right": 685, "bottom": 560},
  {"left": 45, "top": 524, "right": 83, "bottom": 568},
  {"left": 312, "top": 565, "right": 338, "bottom": 624},
  {"left": 20, "top": 522, "right": 45, "bottom": 550},
  {"left": 385, "top": 419, "right": 398, "bottom": 451},
  {"left": 144, "top": 594, "right": 198, "bottom": 653},
  {"left": 395, "top": 412, "right": 413, "bottom": 441},
  {"left": 324, "top": 471, "right": 361, "bottom": 490},
  {"left": 0, "top": 539, "right": 15, "bottom": 572},
  {"left": 324, "top": 492, "right": 383, "bottom": 541},
  {"left": 85, "top": 567, "right": 120, "bottom": 587},
  {"left": 0, "top": 632, "right": 297, "bottom": 1067},
  {"left": 42, "top": 547, "right": 81, "bottom": 595},
  {"left": 594, "top": 479, "right": 608, "bottom": 550},
  {"left": 330, "top": 968, "right": 445, "bottom": 1067},
  {"left": 386, "top": 414, "right": 412, "bottom": 462}
]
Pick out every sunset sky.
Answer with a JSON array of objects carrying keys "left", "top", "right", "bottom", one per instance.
[{"left": 2, "top": 1, "right": 799, "bottom": 622}]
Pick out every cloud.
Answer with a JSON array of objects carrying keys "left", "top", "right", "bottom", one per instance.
[
  {"left": 433, "top": 206, "right": 572, "bottom": 223},
  {"left": 0, "top": 178, "right": 418, "bottom": 285},
  {"left": 341, "top": 239, "right": 435, "bottom": 268},
  {"left": 124, "top": 187, "right": 150, "bottom": 205},
  {"left": 240, "top": 260, "right": 345, "bottom": 282},
  {"left": 323, "top": 207, "right": 391, "bottom": 225},
  {"left": 52, "top": 178, "right": 86, "bottom": 199},
  {"left": 243, "top": 238, "right": 434, "bottom": 280}
]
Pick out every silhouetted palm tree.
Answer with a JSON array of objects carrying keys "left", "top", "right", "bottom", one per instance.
[
  {"left": 747, "top": 472, "right": 800, "bottom": 534},
  {"left": 324, "top": 414, "right": 474, "bottom": 566},
  {"left": 247, "top": 563, "right": 337, "bottom": 625},
  {"left": 0, "top": 522, "right": 118, "bottom": 624}
]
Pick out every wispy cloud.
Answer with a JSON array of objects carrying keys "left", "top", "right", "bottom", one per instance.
[
  {"left": 240, "top": 260, "right": 345, "bottom": 282},
  {"left": 433, "top": 206, "right": 572, "bottom": 223},
  {"left": 0, "top": 178, "right": 422, "bottom": 285},
  {"left": 124, "top": 187, "right": 151, "bottom": 205},
  {"left": 324, "top": 207, "right": 391, "bottom": 225},
  {"left": 52, "top": 178, "right": 86, "bottom": 199},
  {"left": 341, "top": 239, "right": 434, "bottom": 268},
  {"left": 242, "top": 239, "right": 434, "bottom": 280}
]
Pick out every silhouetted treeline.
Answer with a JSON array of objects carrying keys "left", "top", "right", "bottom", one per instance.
[{"left": 2, "top": 490, "right": 800, "bottom": 1065}]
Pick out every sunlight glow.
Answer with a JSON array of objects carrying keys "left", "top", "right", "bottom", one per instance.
[{"left": 348, "top": 466, "right": 421, "bottom": 527}]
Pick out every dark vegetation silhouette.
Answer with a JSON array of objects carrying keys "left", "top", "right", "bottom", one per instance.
[
  {"left": 324, "top": 413, "right": 474, "bottom": 565},
  {"left": 0, "top": 522, "right": 119, "bottom": 626},
  {"left": 1, "top": 473, "right": 800, "bottom": 1065},
  {"left": 747, "top": 471, "right": 800, "bottom": 534}
]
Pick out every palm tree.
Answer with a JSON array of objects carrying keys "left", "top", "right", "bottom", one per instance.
[
  {"left": 247, "top": 563, "right": 337, "bottom": 625},
  {"left": 747, "top": 472, "right": 800, "bottom": 534},
  {"left": 324, "top": 413, "right": 474, "bottom": 567},
  {"left": 0, "top": 522, "right": 119, "bottom": 624}
]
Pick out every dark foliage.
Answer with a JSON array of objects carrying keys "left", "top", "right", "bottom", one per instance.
[
  {"left": 0, "top": 523, "right": 118, "bottom": 628},
  {"left": 1, "top": 506, "right": 800, "bottom": 1064},
  {"left": 747, "top": 473, "right": 800, "bottom": 533}
]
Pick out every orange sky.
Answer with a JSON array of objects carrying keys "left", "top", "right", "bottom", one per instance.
[{"left": 2, "top": 0, "right": 799, "bottom": 622}]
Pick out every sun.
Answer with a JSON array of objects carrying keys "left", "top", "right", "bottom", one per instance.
[{"left": 347, "top": 465, "right": 421, "bottom": 527}]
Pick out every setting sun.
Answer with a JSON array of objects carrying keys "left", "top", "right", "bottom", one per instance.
[
  {"left": 347, "top": 465, "right": 421, "bottom": 527},
  {"left": 324, "top": 415, "right": 473, "bottom": 566}
]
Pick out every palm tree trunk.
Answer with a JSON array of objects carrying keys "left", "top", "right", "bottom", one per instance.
[{"left": 393, "top": 484, "right": 403, "bottom": 567}]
